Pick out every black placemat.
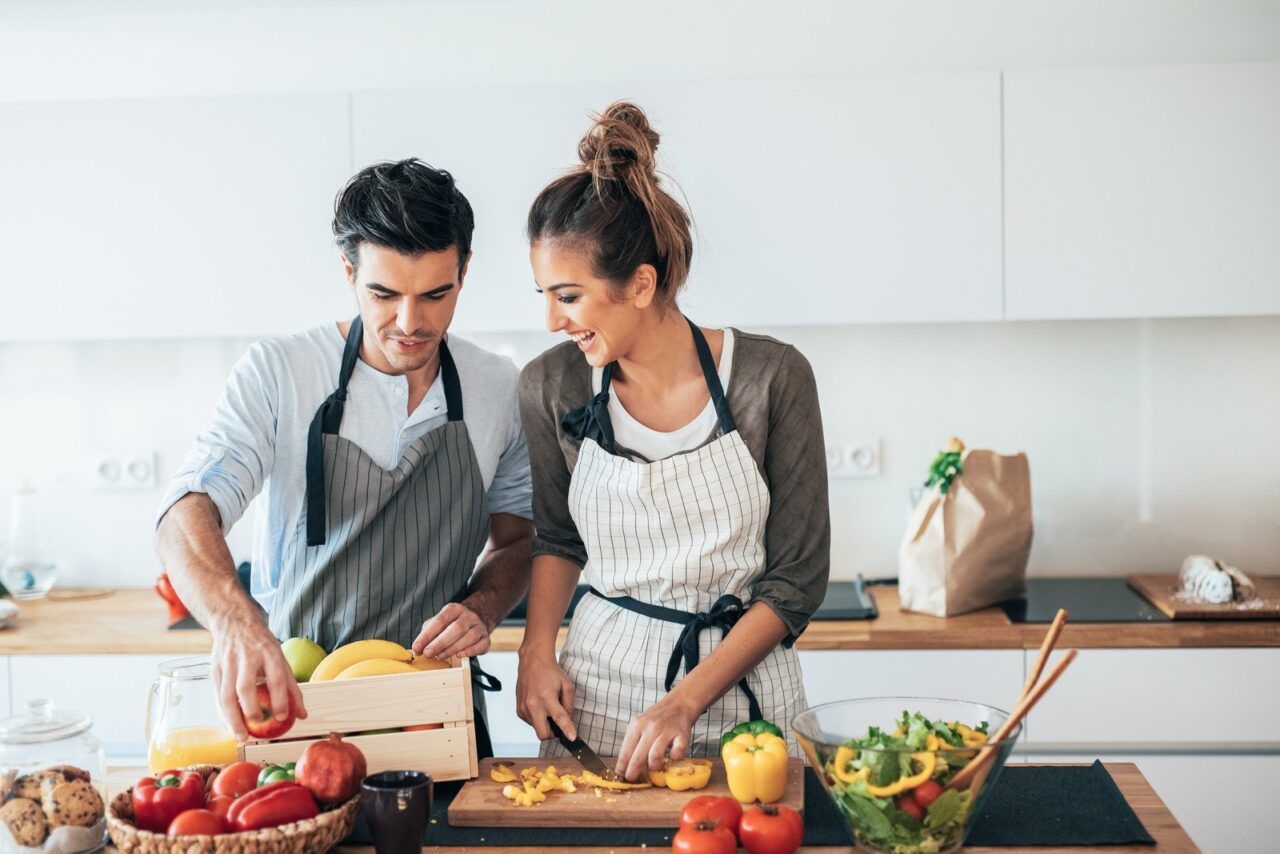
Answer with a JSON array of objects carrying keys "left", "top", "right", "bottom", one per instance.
[
  {"left": 345, "top": 762, "right": 1152, "bottom": 847},
  {"left": 966, "top": 761, "right": 1155, "bottom": 846}
]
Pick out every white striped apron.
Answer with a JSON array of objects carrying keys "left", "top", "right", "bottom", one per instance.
[{"left": 544, "top": 320, "right": 807, "bottom": 759}]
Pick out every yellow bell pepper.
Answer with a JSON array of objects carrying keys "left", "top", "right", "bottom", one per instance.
[
  {"left": 649, "top": 758, "right": 713, "bottom": 791},
  {"left": 722, "top": 731, "right": 789, "bottom": 803},
  {"left": 490, "top": 764, "right": 517, "bottom": 783},
  {"left": 863, "top": 751, "right": 937, "bottom": 798}
]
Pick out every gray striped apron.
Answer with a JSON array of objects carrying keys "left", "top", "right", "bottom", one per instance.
[
  {"left": 270, "top": 316, "right": 497, "bottom": 755},
  {"left": 545, "top": 319, "right": 806, "bottom": 759}
]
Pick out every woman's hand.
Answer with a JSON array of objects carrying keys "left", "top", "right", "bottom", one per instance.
[
  {"left": 615, "top": 695, "right": 700, "bottom": 782},
  {"left": 516, "top": 650, "right": 577, "bottom": 741}
]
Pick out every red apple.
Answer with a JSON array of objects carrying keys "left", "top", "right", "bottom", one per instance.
[
  {"left": 243, "top": 683, "right": 296, "bottom": 740},
  {"left": 296, "top": 733, "right": 367, "bottom": 803}
]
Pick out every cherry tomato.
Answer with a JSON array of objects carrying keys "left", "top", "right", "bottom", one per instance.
[
  {"left": 205, "top": 795, "right": 234, "bottom": 823},
  {"left": 679, "top": 795, "right": 744, "bottom": 841},
  {"left": 243, "top": 683, "right": 296, "bottom": 739},
  {"left": 210, "top": 761, "right": 262, "bottom": 800},
  {"left": 913, "top": 779, "right": 943, "bottom": 808},
  {"left": 167, "top": 808, "right": 227, "bottom": 837},
  {"left": 896, "top": 793, "right": 925, "bottom": 822},
  {"left": 738, "top": 803, "right": 804, "bottom": 854},
  {"left": 671, "top": 820, "right": 737, "bottom": 854}
]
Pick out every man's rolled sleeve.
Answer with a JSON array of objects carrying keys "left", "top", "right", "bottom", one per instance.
[{"left": 155, "top": 340, "right": 281, "bottom": 533}]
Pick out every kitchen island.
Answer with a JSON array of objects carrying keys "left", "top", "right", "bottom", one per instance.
[
  {"left": 3, "top": 587, "right": 1275, "bottom": 850},
  {"left": 103, "top": 762, "right": 1196, "bottom": 852}
]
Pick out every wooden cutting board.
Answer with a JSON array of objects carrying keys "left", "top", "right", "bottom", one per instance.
[
  {"left": 448, "top": 757, "right": 806, "bottom": 828},
  {"left": 1128, "top": 574, "right": 1280, "bottom": 619}
]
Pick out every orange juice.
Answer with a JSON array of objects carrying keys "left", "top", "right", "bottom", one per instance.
[{"left": 148, "top": 726, "right": 238, "bottom": 772}]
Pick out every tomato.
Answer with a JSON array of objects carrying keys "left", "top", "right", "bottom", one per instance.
[
  {"left": 679, "top": 795, "right": 743, "bottom": 841},
  {"left": 243, "top": 684, "right": 296, "bottom": 740},
  {"left": 738, "top": 803, "right": 804, "bottom": 854},
  {"left": 205, "top": 795, "right": 234, "bottom": 823},
  {"left": 896, "top": 794, "right": 925, "bottom": 822},
  {"left": 210, "top": 761, "right": 262, "bottom": 800},
  {"left": 671, "top": 821, "right": 737, "bottom": 854},
  {"left": 912, "top": 779, "right": 943, "bottom": 808},
  {"left": 167, "top": 808, "right": 227, "bottom": 837}
]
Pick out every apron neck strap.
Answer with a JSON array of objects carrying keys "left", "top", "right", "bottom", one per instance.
[
  {"left": 685, "top": 317, "right": 736, "bottom": 435},
  {"left": 439, "top": 338, "right": 464, "bottom": 422}
]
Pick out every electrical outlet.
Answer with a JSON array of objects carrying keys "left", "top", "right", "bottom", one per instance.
[
  {"left": 826, "top": 438, "right": 881, "bottom": 479},
  {"left": 92, "top": 452, "right": 158, "bottom": 490}
]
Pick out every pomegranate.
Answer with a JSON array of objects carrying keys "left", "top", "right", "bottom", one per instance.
[{"left": 295, "top": 733, "right": 367, "bottom": 803}]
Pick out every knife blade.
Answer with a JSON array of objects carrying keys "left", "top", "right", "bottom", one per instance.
[{"left": 547, "top": 718, "right": 615, "bottom": 780}]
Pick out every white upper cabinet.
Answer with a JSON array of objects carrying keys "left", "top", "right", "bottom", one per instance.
[
  {"left": 0, "top": 93, "right": 354, "bottom": 341},
  {"left": 1004, "top": 61, "right": 1280, "bottom": 320},
  {"left": 353, "top": 72, "right": 1004, "bottom": 333}
]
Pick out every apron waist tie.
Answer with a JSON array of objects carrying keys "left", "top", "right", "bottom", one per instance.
[{"left": 586, "top": 587, "right": 764, "bottom": 722}]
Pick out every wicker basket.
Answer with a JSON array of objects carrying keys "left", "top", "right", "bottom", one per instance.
[{"left": 106, "top": 765, "right": 360, "bottom": 854}]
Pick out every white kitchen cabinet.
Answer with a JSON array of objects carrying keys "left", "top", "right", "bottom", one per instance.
[
  {"left": 1023, "top": 648, "right": 1280, "bottom": 746},
  {"left": 798, "top": 650, "right": 1024, "bottom": 713},
  {"left": 353, "top": 71, "right": 1003, "bottom": 333},
  {"left": 1005, "top": 61, "right": 1280, "bottom": 320},
  {"left": 477, "top": 651, "right": 539, "bottom": 756},
  {"left": 9, "top": 654, "right": 175, "bottom": 759},
  {"left": 0, "top": 93, "right": 354, "bottom": 342},
  {"left": 1020, "top": 752, "right": 1280, "bottom": 853}
]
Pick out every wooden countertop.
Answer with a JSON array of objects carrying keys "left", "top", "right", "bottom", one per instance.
[
  {"left": 103, "top": 763, "right": 1196, "bottom": 852},
  {"left": 2, "top": 585, "right": 1277, "bottom": 656}
]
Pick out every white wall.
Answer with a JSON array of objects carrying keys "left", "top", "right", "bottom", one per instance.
[
  {"left": 2, "top": 315, "right": 1277, "bottom": 588},
  {"left": 3, "top": 0, "right": 1280, "bottom": 104}
]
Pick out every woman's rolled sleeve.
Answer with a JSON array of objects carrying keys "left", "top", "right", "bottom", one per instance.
[{"left": 749, "top": 345, "right": 831, "bottom": 643}]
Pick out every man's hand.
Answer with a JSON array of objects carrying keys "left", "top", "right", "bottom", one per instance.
[
  {"left": 412, "top": 602, "right": 491, "bottom": 661},
  {"left": 211, "top": 611, "right": 308, "bottom": 741}
]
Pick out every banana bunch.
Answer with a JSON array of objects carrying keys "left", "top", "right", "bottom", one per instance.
[{"left": 301, "top": 639, "right": 449, "bottom": 682}]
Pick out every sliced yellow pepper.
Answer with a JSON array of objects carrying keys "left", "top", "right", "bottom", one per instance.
[
  {"left": 864, "top": 751, "right": 937, "bottom": 798},
  {"left": 648, "top": 758, "right": 712, "bottom": 791},
  {"left": 579, "top": 769, "right": 653, "bottom": 790},
  {"left": 722, "top": 731, "right": 789, "bottom": 803},
  {"left": 830, "top": 746, "right": 865, "bottom": 784},
  {"left": 490, "top": 763, "right": 517, "bottom": 783}
]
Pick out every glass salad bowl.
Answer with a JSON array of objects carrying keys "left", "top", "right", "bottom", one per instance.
[{"left": 793, "top": 697, "right": 1021, "bottom": 854}]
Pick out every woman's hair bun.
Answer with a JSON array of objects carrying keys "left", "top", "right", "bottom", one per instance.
[{"left": 577, "top": 101, "right": 660, "bottom": 184}]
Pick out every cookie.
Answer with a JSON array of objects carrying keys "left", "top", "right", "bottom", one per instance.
[
  {"left": 12, "top": 769, "right": 65, "bottom": 800},
  {"left": 0, "top": 768, "right": 15, "bottom": 804},
  {"left": 0, "top": 797, "right": 48, "bottom": 847},
  {"left": 46, "top": 765, "right": 92, "bottom": 785},
  {"left": 41, "top": 777, "right": 104, "bottom": 828}
]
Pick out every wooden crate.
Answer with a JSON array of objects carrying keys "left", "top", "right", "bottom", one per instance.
[{"left": 239, "top": 656, "right": 478, "bottom": 782}]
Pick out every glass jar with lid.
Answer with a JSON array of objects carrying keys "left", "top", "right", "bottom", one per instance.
[{"left": 0, "top": 699, "right": 107, "bottom": 852}]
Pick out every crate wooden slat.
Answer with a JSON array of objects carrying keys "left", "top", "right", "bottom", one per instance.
[
  {"left": 237, "top": 656, "right": 478, "bottom": 782},
  {"left": 242, "top": 725, "right": 478, "bottom": 781}
]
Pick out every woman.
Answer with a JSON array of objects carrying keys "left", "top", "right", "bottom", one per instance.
[{"left": 516, "top": 102, "right": 830, "bottom": 781}]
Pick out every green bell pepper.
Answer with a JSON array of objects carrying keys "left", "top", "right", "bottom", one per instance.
[
  {"left": 720, "top": 719, "right": 785, "bottom": 751},
  {"left": 257, "top": 761, "right": 296, "bottom": 787}
]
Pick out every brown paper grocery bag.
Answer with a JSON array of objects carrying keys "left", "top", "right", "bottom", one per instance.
[{"left": 898, "top": 449, "right": 1033, "bottom": 617}]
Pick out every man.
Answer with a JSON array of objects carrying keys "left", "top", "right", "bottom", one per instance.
[{"left": 155, "top": 159, "right": 533, "bottom": 755}]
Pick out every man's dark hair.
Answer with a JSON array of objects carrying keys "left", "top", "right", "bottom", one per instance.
[{"left": 332, "top": 158, "right": 474, "bottom": 272}]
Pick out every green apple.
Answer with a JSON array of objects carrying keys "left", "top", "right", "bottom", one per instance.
[{"left": 281, "top": 637, "right": 327, "bottom": 682}]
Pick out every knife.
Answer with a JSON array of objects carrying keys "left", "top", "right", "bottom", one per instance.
[{"left": 547, "top": 717, "right": 615, "bottom": 780}]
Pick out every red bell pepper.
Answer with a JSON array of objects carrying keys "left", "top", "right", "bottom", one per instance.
[
  {"left": 226, "top": 781, "right": 318, "bottom": 832},
  {"left": 132, "top": 770, "right": 206, "bottom": 833}
]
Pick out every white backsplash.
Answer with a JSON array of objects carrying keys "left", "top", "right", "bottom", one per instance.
[{"left": 1, "top": 316, "right": 1277, "bottom": 589}]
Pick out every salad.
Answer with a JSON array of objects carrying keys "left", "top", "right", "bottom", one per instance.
[{"left": 822, "top": 711, "right": 991, "bottom": 854}]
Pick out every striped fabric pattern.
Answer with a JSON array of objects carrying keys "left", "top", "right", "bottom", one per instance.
[
  {"left": 270, "top": 423, "right": 489, "bottom": 654},
  {"left": 545, "top": 432, "right": 807, "bottom": 759}
]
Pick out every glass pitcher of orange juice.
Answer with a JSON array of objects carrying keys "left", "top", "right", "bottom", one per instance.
[{"left": 145, "top": 656, "right": 238, "bottom": 771}]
